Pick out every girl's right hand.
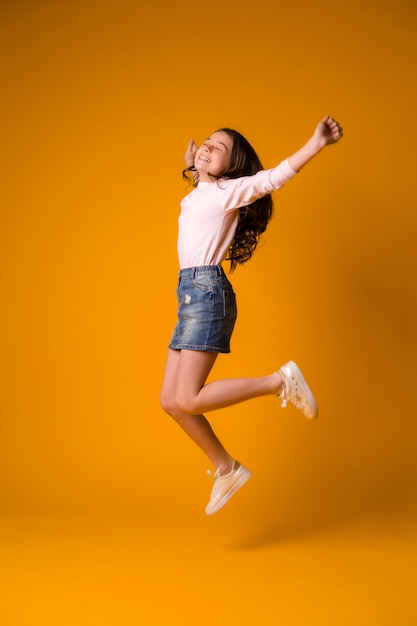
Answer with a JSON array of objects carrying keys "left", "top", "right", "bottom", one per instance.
[
  {"left": 314, "top": 115, "right": 343, "bottom": 147},
  {"left": 185, "top": 139, "right": 198, "bottom": 167},
  {"left": 288, "top": 115, "right": 343, "bottom": 172}
]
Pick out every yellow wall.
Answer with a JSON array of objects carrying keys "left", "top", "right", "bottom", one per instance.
[{"left": 2, "top": 0, "right": 417, "bottom": 526}]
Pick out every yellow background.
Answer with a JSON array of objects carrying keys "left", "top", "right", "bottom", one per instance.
[{"left": 1, "top": 0, "right": 417, "bottom": 624}]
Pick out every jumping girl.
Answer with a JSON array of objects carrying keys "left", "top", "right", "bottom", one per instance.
[{"left": 160, "top": 115, "right": 343, "bottom": 515}]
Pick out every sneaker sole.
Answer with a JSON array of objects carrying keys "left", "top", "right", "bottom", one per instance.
[
  {"left": 205, "top": 468, "right": 252, "bottom": 515},
  {"left": 282, "top": 361, "right": 318, "bottom": 419}
]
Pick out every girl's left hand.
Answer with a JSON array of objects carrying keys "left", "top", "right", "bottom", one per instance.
[
  {"left": 314, "top": 115, "right": 343, "bottom": 146},
  {"left": 185, "top": 139, "right": 199, "bottom": 167}
]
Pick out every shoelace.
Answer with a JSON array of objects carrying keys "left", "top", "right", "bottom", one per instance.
[
  {"left": 281, "top": 382, "right": 306, "bottom": 411},
  {"left": 207, "top": 468, "right": 223, "bottom": 483},
  {"left": 279, "top": 381, "right": 289, "bottom": 408},
  {"left": 207, "top": 466, "right": 233, "bottom": 481},
  {"left": 206, "top": 469, "right": 225, "bottom": 501}
]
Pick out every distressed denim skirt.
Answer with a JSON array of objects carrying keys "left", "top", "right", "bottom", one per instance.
[{"left": 169, "top": 265, "right": 237, "bottom": 353}]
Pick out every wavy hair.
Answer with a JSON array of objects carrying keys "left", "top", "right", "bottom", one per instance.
[{"left": 183, "top": 128, "right": 273, "bottom": 271}]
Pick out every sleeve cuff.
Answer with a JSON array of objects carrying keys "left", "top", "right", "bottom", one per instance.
[
  {"left": 279, "top": 157, "right": 297, "bottom": 178},
  {"left": 269, "top": 157, "right": 298, "bottom": 188}
]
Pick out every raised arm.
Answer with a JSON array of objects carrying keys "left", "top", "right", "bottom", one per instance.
[
  {"left": 288, "top": 115, "right": 343, "bottom": 172},
  {"left": 185, "top": 139, "right": 198, "bottom": 168}
]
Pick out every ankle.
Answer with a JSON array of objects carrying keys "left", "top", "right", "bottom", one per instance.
[
  {"left": 272, "top": 373, "right": 284, "bottom": 395},
  {"left": 217, "top": 459, "right": 234, "bottom": 476}
]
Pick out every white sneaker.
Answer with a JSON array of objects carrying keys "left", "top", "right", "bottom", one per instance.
[
  {"left": 205, "top": 461, "right": 251, "bottom": 515},
  {"left": 276, "top": 360, "right": 318, "bottom": 419}
]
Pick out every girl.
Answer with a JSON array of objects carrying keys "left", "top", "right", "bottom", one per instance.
[{"left": 160, "top": 115, "right": 343, "bottom": 515}]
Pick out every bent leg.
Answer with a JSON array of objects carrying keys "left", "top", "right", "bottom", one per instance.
[
  {"left": 160, "top": 349, "right": 234, "bottom": 473},
  {"left": 175, "top": 349, "right": 283, "bottom": 415}
]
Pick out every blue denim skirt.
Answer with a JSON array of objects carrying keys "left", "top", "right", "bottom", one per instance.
[{"left": 169, "top": 265, "right": 237, "bottom": 353}]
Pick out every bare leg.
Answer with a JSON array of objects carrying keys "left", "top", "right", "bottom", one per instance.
[
  {"left": 160, "top": 348, "right": 283, "bottom": 472},
  {"left": 160, "top": 349, "right": 234, "bottom": 473},
  {"left": 175, "top": 349, "right": 283, "bottom": 415}
]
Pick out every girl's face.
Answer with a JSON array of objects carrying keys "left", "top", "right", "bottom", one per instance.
[{"left": 194, "top": 131, "right": 233, "bottom": 181}]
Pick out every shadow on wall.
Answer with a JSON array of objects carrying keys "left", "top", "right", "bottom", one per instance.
[{"left": 232, "top": 193, "right": 417, "bottom": 549}]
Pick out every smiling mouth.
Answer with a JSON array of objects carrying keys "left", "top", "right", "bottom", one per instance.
[{"left": 199, "top": 156, "right": 210, "bottom": 162}]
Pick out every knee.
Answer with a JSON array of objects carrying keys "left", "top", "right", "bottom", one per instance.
[
  {"left": 160, "top": 392, "right": 176, "bottom": 417},
  {"left": 160, "top": 386, "right": 198, "bottom": 417},
  {"left": 160, "top": 393, "right": 193, "bottom": 417},
  {"left": 160, "top": 392, "right": 189, "bottom": 420},
  {"left": 174, "top": 391, "right": 198, "bottom": 416}
]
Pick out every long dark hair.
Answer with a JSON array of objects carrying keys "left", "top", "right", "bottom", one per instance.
[{"left": 183, "top": 128, "right": 273, "bottom": 271}]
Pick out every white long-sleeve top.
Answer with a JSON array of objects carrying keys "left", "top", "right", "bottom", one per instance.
[{"left": 177, "top": 158, "right": 297, "bottom": 269}]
